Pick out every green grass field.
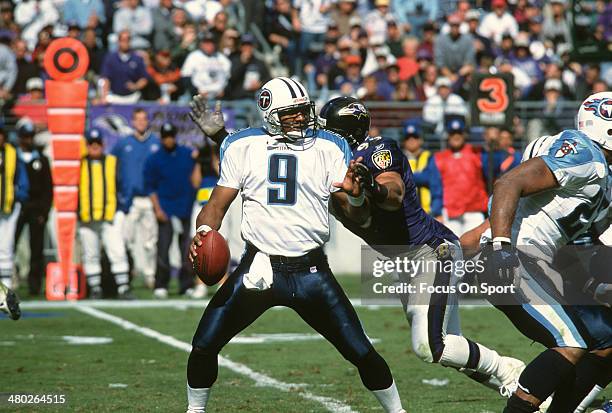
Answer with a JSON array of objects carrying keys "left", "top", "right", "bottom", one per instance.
[{"left": 1, "top": 276, "right": 609, "bottom": 413}]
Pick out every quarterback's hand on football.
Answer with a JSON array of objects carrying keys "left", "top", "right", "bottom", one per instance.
[
  {"left": 189, "top": 96, "right": 225, "bottom": 136},
  {"left": 189, "top": 225, "right": 212, "bottom": 263},
  {"left": 333, "top": 159, "right": 364, "bottom": 198},
  {"left": 484, "top": 239, "right": 520, "bottom": 286}
]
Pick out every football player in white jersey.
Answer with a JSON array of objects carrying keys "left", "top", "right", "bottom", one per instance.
[
  {"left": 461, "top": 92, "right": 612, "bottom": 413},
  {"left": 0, "top": 281, "right": 20, "bottom": 320},
  {"left": 185, "top": 78, "right": 406, "bottom": 413}
]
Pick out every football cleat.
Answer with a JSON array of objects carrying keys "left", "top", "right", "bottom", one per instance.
[
  {"left": 153, "top": 288, "right": 168, "bottom": 299},
  {"left": 498, "top": 357, "right": 526, "bottom": 398},
  {"left": 89, "top": 287, "right": 103, "bottom": 300},
  {"left": 189, "top": 284, "right": 207, "bottom": 299},
  {"left": 0, "top": 282, "right": 21, "bottom": 320}
]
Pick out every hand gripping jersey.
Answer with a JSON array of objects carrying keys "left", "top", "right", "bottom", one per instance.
[
  {"left": 334, "top": 136, "right": 456, "bottom": 254},
  {"left": 514, "top": 130, "right": 610, "bottom": 257},
  {"left": 218, "top": 127, "right": 351, "bottom": 257}
]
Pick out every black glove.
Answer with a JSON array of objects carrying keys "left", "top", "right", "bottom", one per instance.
[
  {"left": 352, "top": 163, "right": 388, "bottom": 204},
  {"left": 483, "top": 239, "right": 520, "bottom": 286}
]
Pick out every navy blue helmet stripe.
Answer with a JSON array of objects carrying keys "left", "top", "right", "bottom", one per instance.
[
  {"left": 279, "top": 78, "right": 297, "bottom": 98},
  {"left": 290, "top": 78, "right": 306, "bottom": 97}
]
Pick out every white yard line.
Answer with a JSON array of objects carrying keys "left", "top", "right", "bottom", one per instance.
[
  {"left": 75, "top": 306, "right": 359, "bottom": 413},
  {"left": 21, "top": 298, "right": 490, "bottom": 310}
]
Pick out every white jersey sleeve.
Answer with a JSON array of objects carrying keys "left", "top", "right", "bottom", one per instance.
[
  {"left": 217, "top": 129, "right": 252, "bottom": 189},
  {"left": 325, "top": 131, "right": 351, "bottom": 193},
  {"left": 539, "top": 131, "right": 607, "bottom": 189}
]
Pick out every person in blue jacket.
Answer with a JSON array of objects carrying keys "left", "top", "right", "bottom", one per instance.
[{"left": 400, "top": 119, "right": 443, "bottom": 220}]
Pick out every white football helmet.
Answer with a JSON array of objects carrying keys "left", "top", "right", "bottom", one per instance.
[
  {"left": 576, "top": 91, "right": 612, "bottom": 150},
  {"left": 256, "top": 77, "right": 317, "bottom": 140}
]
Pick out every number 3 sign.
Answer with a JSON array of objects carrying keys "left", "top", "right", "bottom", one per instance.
[{"left": 470, "top": 73, "right": 514, "bottom": 128}]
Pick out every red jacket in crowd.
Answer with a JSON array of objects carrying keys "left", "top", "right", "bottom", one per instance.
[{"left": 434, "top": 143, "right": 488, "bottom": 219}]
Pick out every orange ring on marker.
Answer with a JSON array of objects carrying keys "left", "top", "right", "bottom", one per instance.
[{"left": 44, "top": 38, "right": 89, "bottom": 81}]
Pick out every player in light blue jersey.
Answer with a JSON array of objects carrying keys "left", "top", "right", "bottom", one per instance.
[
  {"left": 463, "top": 92, "right": 612, "bottom": 413},
  {"left": 185, "top": 78, "right": 406, "bottom": 413}
]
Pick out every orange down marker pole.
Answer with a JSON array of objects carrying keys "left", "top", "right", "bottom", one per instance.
[{"left": 44, "top": 38, "right": 89, "bottom": 301}]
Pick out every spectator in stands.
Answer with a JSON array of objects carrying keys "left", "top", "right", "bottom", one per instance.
[
  {"left": 510, "top": 34, "right": 542, "bottom": 94},
  {"left": 422, "top": 77, "right": 468, "bottom": 136},
  {"left": 31, "top": 27, "right": 52, "bottom": 63},
  {"left": 401, "top": 119, "right": 443, "bottom": 219},
  {"left": 416, "top": 22, "right": 435, "bottom": 58},
  {"left": 528, "top": 61, "right": 572, "bottom": 100},
  {"left": 112, "top": 108, "right": 160, "bottom": 289},
  {"left": 386, "top": 19, "right": 404, "bottom": 58},
  {"left": 466, "top": 10, "right": 493, "bottom": 57},
  {"left": 144, "top": 122, "right": 196, "bottom": 299},
  {"left": 0, "top": 1, "right": 17, "bottom": 32},
  {"left": 574, "top": 63, "right": 602, "bottom": 100},
  {"left": 435, "top": 118, "right": 487, "bottom": 236},
  {"left": 112, "top": 0, "right": 153, "bottom": 50},
  {"left": 218, "top": 28, "right": 240, "bottom": 57},
  {"left": 365, "top": 0, "right": 393, "bottom": 46},
  {"left": 333, "top": 54, "right": 363, "bottom": 92},
  {"left": 152, "top": 0, "right": 178, "bottom": 52},
  {"left": 14, "top": 0, "right": 58, "bottom": 50},
  {"left": 181, "top": 31, "right": 231, "bottom": 99},
  {"left": 480, "top": 125, "right": 519, "bottom": 188},
  {"left": 266, "top": 0, "right": 298, "bottom": 71},
  {"left": 225, "top": 34, "right": 271, "bottom": 100},
  {"left": 14, "top": 120, "right": 52, "bottom": 296},
  {"left": 79, "top": 129, "right": 133, "bottom": 300},
  {"left": 100, "top": 30, "right": 149, "bottom": 104},
  {"left": 541, "top": 78, "right": 565, "bottom": 132},
  {"left": 312, "top": 37, "right": 338, "bottom": 90},
  {"left": 498, "top": 128, "right": 521, "bottom": 174},
  {"left": 542, "top": 0, "right": 571, "bottom": 48},
  {"left": 435, "top": 13, "right": 475, "bottom": 80},
  {"left": 0, "top": 128, "right": 28, "bottom": 291},
  {"left": 478, "top": 0, "right": 518, "bottom": 45},
  {"left": 171, "top": 22, "right": 197, "bottom": 68},
  {"left": 393, "top": 0, "right": 437, "bottom": 37},
  {"left": 146, "top": 50, "right": 182, "bottom": 103},
  {"left": 292, "top": 0, "right": 330, "bottom": 76},
  {"left": 396, "top": 36, "right": 419, "bottom": 81},
  {"left": 330, "top": 0, "right": 359, "bottom": 36},
  {"left": 63, "top": 0, "right": 105, "bottom": 30},
  {"left": 12, "top": 38, "right": 38, "bottom": 97},
  {"left": 418, "top": 63, "right": 438, "bottom": 100},
  {"left": 83, "top": 28, "right": 104, "bottom": 75},
  {"left": 210, "top": 11, "right": 229, "bottom": 46},
  {"left": 358, "top": 75, "right": 386, "bottom": 101},
  {"left": 0, "top": 30, "right": 15, "bottom": 104},
  {"left": 13, "top": 78, "right": 46, "bottom": 128}
]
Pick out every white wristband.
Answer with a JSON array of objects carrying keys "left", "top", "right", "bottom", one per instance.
[
  {"left": 196, "top": 224, "right": 213, "bottom": 234},
  {"left": 492, "top": 236, "right": 512, "bottom": 251},
  {"left": 347, "top": 192, "right": 365, "bottom": 207}
]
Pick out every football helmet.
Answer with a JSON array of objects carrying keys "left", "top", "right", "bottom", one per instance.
[
  {"left": 318, "top": 96, "right": 371, "bottom": 149},
  {"left": 576, "top": 91, "right": 612, "bottom": 150},
  {"left": 256, "top": 77, "right": 317, "bottom": 140}
]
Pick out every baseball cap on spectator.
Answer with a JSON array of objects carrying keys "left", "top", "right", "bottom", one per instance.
[
  {"left": 492, "top": 0, "right": 506, "bottom": 7},
  {"left": 198, "top": 31, "right": 215, "bottom": 42},
  {"left": 345, "top": 54, "right": 362, "bottom": 66},
  {"left": 26, "top": 77, "right": 43, "bottom": 91},
  {"left": 375, "top": 0, "right": 390, "bottom": 6},
  {"left": 160, "top": 122, "right": 178, "bottom": 138},
  {"left": 349, "top": 16, "right": 361, "bottom": 27},
  {"left": 86, "top": 128, "right": 104, "bottom": 144},
  {"left": 514, "top": 36, "right": 529, "bottom": 48},
  {"left": 423, "top": 22, "right": 436, "bottom": 32},
  {"left": 435, "top": 77, "right": 452, "bottom": 88},
  {"left": 241, "top": 33, "right": 255, "bottom": 45},
  {"left": 386, "top": 17, "right": 397, "bottom": 27},
  {"left": 446, "top": 118, "right": 465, "bottom": 134},
  {"left": 402, "top": 120, "right": 421, "bottom": 139},
  {"left": 529, "top": 15, "right": 543, "bottom": 24},
  {"left": 466, "top": 10, "right": 480, "bottom": 21},
  {"left": 550, "top": 0, "right": 565, "bottom": 4},
  {"left": 544, "top": 79, "right": 562, "bottom": 92},
  {"left": 0, "top": 29, "right": 14, "bottom": 41},
  {"left": 17, "top": 121, "right": 35, "bottom": 138},
  {"left": 67, "top": 21, "right": 80, "bottom": 30},
  {"left": 448, "top": 13, "right": 462, "bottom": 25}
]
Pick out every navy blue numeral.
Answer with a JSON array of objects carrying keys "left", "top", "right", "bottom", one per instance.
[
  {"left": 268, "top": 154, "right": 297, "bottom": 205},
  {"left": 557, "top": 188, "right": 605, "bottom": 240}
]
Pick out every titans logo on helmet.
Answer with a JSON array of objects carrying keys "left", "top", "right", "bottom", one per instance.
[
  {"left": 338, "top": 103, "right": 368, "bottom": 120},
  {"left": 583, "top": 98, "right": 612, "bottom": 121}
]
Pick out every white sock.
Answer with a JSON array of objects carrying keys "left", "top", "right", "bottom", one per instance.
[
  {"left": 186, "top": 385, "right": 210, "bottom": 413},
  {"left": 574, "top": 385, "right": 603, "bottom": 413},
  {"left": 0, "top": 278, "right": 11, "bottom": 289},
  {"left": 88, "top": 273, "right": 102, "bottom": 288},
  {"left": 439, "top": 335, "right": 501, "bottom": 378},
  {"left": 371, "top": 380, "right": 404, "bottom": 413}
]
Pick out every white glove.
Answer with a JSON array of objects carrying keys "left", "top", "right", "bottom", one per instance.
[{"left": 189, "top": 95, "right": 225, "bottom": 137}]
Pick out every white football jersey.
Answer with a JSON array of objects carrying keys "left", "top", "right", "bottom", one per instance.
[
  {"left": 218, "top": 127, "right": 351, "bottom": 256},
  {"left": 512, "top": 130, "right": 610, "bottom": 257}
]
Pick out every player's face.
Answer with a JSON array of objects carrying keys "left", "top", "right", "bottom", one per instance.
[{"left": 279, "top": 108, "right": 309, "bottom": 133}]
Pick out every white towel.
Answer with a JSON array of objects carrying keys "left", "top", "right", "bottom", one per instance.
[{"left": 243, "top": 252, "right": 274, "bottom": 290}]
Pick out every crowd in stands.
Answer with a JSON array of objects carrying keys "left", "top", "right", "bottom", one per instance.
[{"left": 0, "top": 0, "right": 609, "bottom": 110}]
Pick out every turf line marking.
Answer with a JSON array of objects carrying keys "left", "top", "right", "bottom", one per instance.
[{"left": 75, "top": 306, "right": 359, "bottom": 413}]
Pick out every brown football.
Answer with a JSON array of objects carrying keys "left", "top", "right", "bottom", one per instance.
[{"left": 192, "top": 230, "right": 230, "bottom": 286}]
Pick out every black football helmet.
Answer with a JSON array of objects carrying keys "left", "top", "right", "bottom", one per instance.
[{"left": 318, "top": 96, "right": 371, "bottom": 149}]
